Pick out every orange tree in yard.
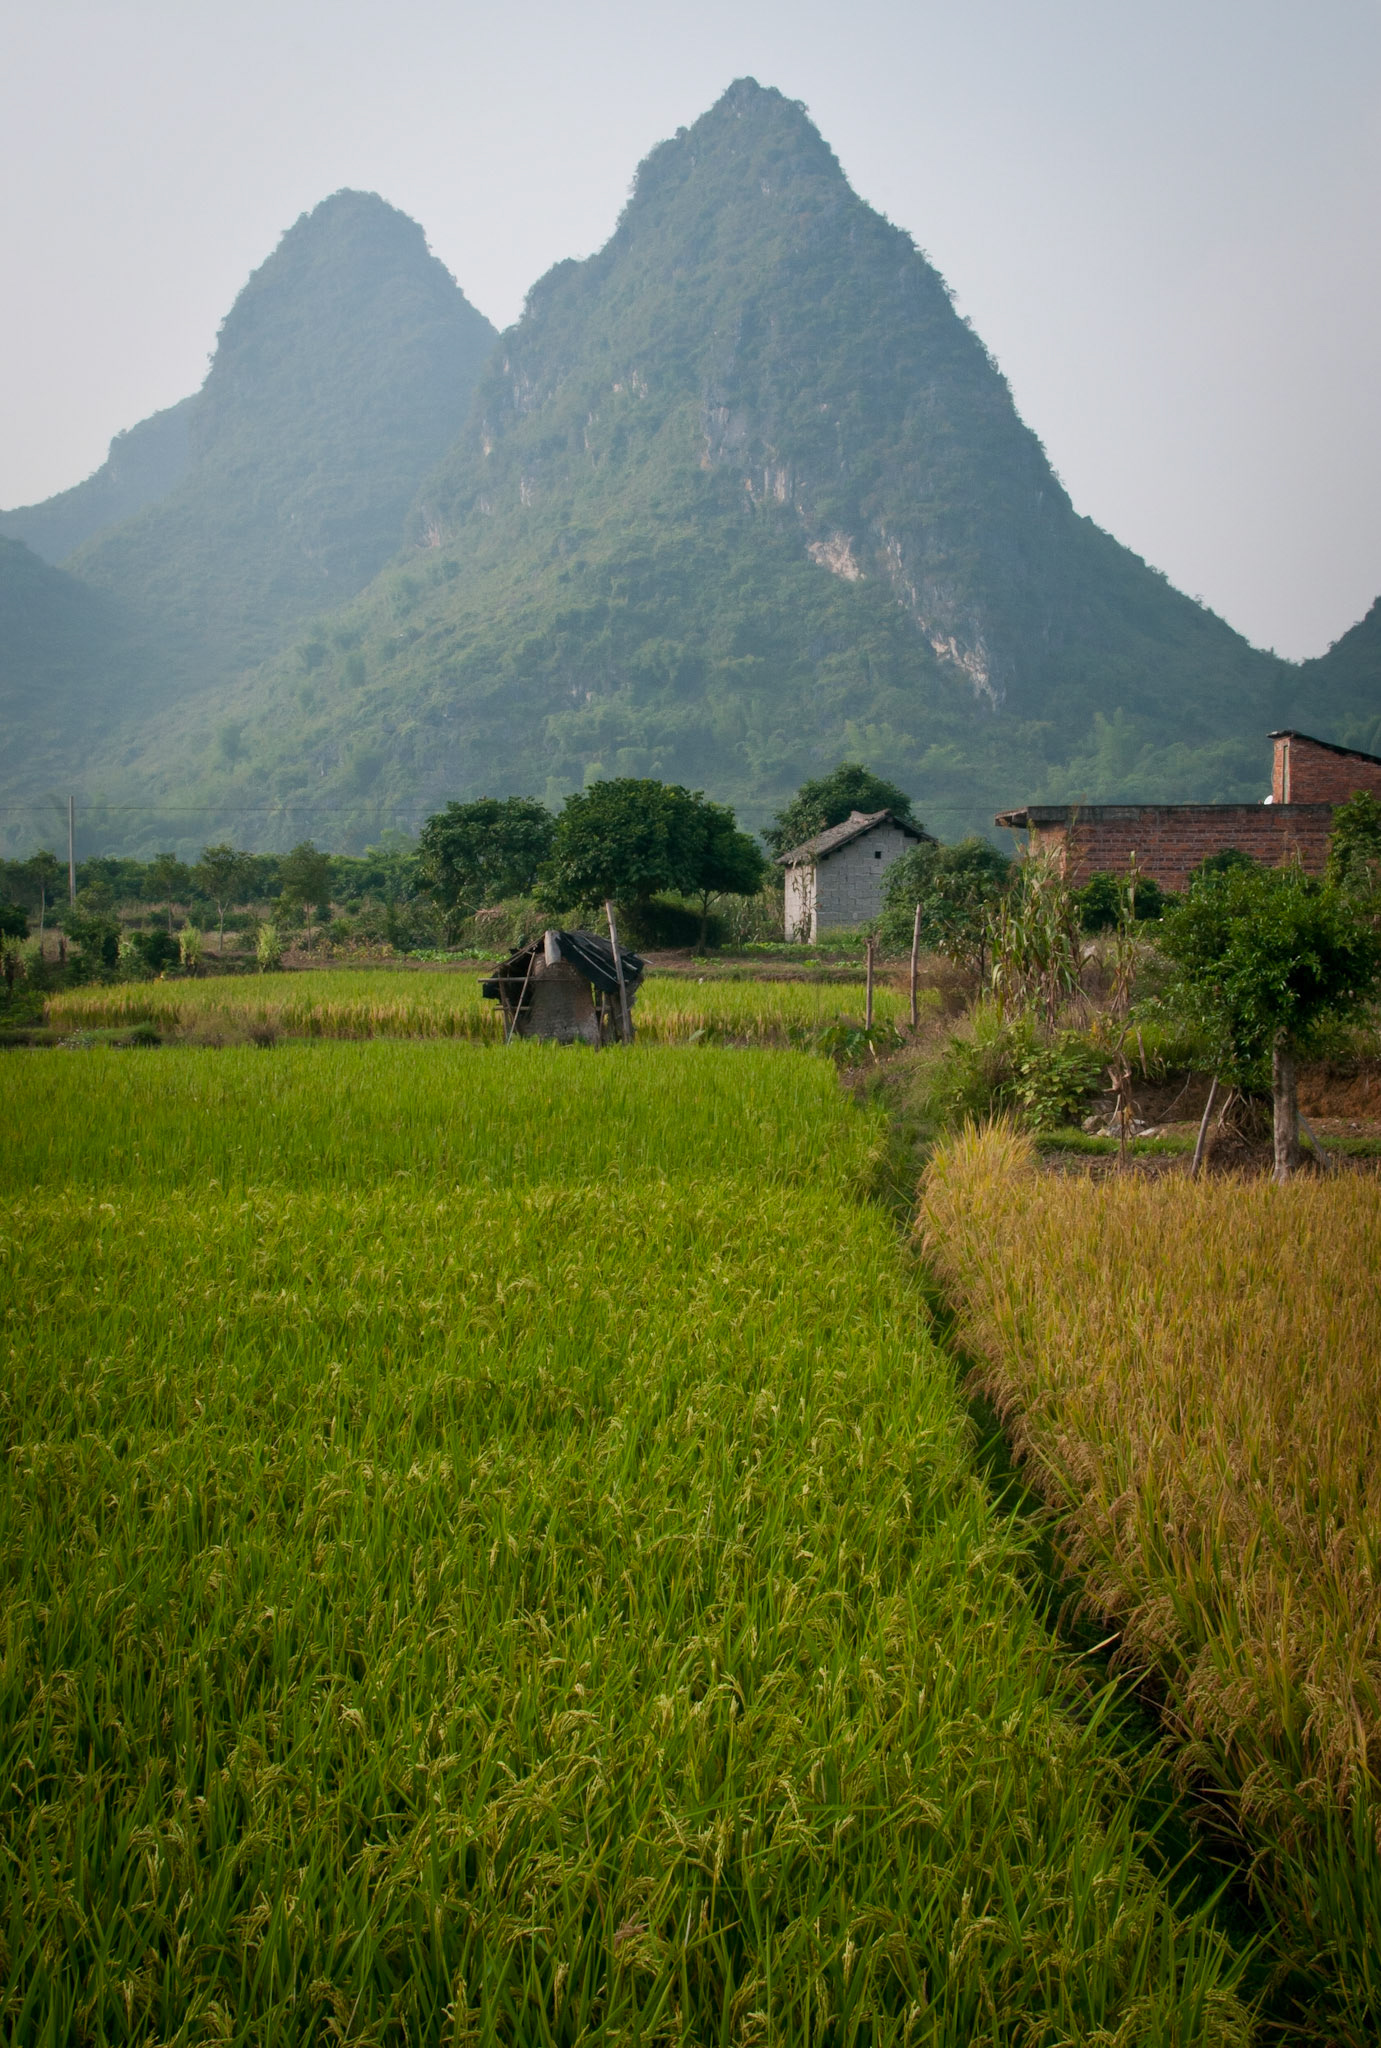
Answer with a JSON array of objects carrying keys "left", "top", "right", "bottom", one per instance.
[{"left": 1158, "top": 863, "right": 1381, "bottom": 1180}]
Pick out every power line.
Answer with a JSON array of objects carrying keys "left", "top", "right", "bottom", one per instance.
[{"left": 0, "top": 805, "right": 419, "bottom": 816}]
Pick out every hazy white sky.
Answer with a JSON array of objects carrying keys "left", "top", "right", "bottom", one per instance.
[{"left": 2, "top": 0, "right": 1377, "bottom": 659}]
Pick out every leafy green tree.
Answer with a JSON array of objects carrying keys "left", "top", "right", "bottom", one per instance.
[
  {"left": 192, "top": 843, "right": 253, "bottom": 954},
  {"left": 0, "top": 903, "right": 28, "bottom": 941},
  {"left": 64, "top": 909, "right": 121, "bottom": 972},
  {"left": 539, "top": 780, "right": 709, "bottom": 921},
  {"left": 1074, "top": 869, "right": 1165, "bottom": 933},
  {"left": 686, "top": 801, "right": 767, "bottom": 947},
  {"left": 877, "top": 837, "right": 1010, "bottom": 978},
  {"left": 1159, "top": 864, "right": 1381, "bottom": 1180},
  {"left": 130, "top": 928, "right": 180, "bottom": 975},
  {"left": 1188, "top": 847, "right": 1257, "bottom": 889},
  {"left": 144, "top": 852, "right": 193, "bottom": 935},
  {"left": 764, "top": 765, "right": 917, "bottom": 858},
  {"left": 279, "top": 841, "right": 334, "bottom": 953},
  {"left": 22, "top": 850, "right": 64, "bottom": 936},
  {"left": 417, "top": 799, "right": 554, "bottom": 927},
  {"left": 1327, "top": 792, "right": 1381, "bottom": 901}
]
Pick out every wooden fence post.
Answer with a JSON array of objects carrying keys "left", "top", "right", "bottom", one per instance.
[{"left": 909, "top": 903, "right": 921, "bottom": 1029}]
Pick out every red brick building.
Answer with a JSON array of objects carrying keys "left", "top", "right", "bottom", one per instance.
[{"left": 995, "top": 732, "right": 1381, "bottom": 892}]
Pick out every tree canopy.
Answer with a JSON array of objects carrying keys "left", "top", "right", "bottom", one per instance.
[
  {"left": 876, "top": 837, "right": 1009, "bottom": 975},
  {"left": 1326, "top": 792, "right": 1381, "bottom": 901},
  {"left": 192, "top": 844, "right": 254, "bottom": 953},
  {"left": 417, "top": 798, "right": 555, "bottom": 919},
  {"left": 539, "top": 779, "right": 762, "bottom": 927},
  {"left": 1159, "top": 863, "right": 1381, "bottom": 1177},
  {"left": 765, "top": 766, "right": 917, "bottom": 858}
]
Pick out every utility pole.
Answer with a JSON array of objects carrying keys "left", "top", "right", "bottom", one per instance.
[{"left": 68, "top": 795, "right": 76, "bottom": 905}]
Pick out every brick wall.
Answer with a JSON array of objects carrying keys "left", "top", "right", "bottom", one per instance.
[
  {"left": 1272, "top": 732, "right": 1381, "bottom": 805},
  {"left": 1024, "top": 805, "right": 1337, "bottom": 892}
]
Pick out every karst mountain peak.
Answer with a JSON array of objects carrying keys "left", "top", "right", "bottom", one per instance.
[{"left": 4, "top": 81, "right": 1377, "bottom": 854}]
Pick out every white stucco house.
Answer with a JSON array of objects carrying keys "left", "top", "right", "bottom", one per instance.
[{"left": 776, "top": 808, "right": 932, "bottom": 941}]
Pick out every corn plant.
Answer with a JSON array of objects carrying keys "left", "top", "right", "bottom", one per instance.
[{"left": 988, "top": 847, "right": 1084, "bottom": 1030}]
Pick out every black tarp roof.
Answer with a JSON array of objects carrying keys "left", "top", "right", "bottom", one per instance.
[{"left": 481, "top": 929, "right": 646, "bottom": 1001}]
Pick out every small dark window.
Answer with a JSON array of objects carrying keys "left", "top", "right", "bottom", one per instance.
[{"left": 873, "top": 849, "right": 883, "bottom": 859}]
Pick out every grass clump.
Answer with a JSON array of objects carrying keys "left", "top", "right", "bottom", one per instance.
[
  {"left": 919, "top": 1122, "right": 1381, "bottom": 2039},
  {"left": 0, "top": 1047, "right": 1251, "bottom": 2041}
]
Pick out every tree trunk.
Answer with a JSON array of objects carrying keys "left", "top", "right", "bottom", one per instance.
[{"left": 1273, "top": 1032, "right": 1300, "bottom": 1184}]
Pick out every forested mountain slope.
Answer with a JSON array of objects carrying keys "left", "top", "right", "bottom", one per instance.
[
  {"left": 0, "top": 538, "right": 155, "bottom": 833},
  {"left": 1288, "top": 597, "right": 1381, "bottom": 756},
  {"left": 67, "top": 190, "right": 496, "bottom": 684},
  {"left": 0, "top": 398, "right": 195, "bottom": 564},
  {"left": 0, "top": 191, "right": 497, "bottom": 849},
  {"left": 169, "top": 79, "right": 1304, "bottom": 844}
]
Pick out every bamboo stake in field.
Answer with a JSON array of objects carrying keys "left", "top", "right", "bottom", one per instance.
[
  {"left": 605, "top": 901, "right": 632, "bottom": 1045},
  {"left": 1191, "top": 1075, "right": 1219, "bottom": 1178},
  {"left": 1299, "top": 1108, "right": 1335, "bottom": 1174},
  {"left": 865, "top": 935, "right": 875, "bottom": 1032},
  {"left": 909, "top": 904, "right": 921, "bottom": 1029}
]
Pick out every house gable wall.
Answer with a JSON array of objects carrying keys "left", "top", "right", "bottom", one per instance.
[
  {"left": 1272, "top": 732, "right": 1381, "bottom": 805},
  {"left": 784, "top": 862, "right": 815, "bottom": 942},
  {"left": 815, "top": 822, "right": 915, "bottom": 930}
]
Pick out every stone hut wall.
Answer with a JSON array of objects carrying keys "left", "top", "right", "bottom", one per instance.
[
  {"left": 815, "top": 822, "right": 916, "bottom": 930},
  {"left": 515, "top": 958, "right": 601, "bottom": 1044}
]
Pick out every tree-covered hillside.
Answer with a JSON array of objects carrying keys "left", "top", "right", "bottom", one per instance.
[
  {"left": 0, "top": 398, "right": 195, "bottom": 564},
  {"left": 1289, "top": 597, "right": 1381, "bottom": 756},
  {"left": 0, "top": 538, "right": 158, "bottom": 849},
  {"left": 0, "top": 191, "right": 497, "bottom": 851},
  {"left": 151, "top": 79, "right": 1306, "bottom": 846},
  {"left": 67, "top": 190, "right": 496, "bottom": 686}
]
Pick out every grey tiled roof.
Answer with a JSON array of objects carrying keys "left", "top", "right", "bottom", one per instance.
[{"left": 776, "top": 809, "right": 931, "bottom": 867}]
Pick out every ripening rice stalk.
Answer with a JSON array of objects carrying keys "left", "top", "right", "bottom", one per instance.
[
  {"left": 919, "top": 1121, "right": 1381, "bottom": 2036},
  {"left": 46, "top": 969, "right": 905, "bottom": 1045},
  {"left": 0, "top": 1050, "right": 1250, "bottom": 2041}
]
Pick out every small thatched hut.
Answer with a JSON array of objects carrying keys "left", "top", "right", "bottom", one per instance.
[{"left": 481, "top": 930, "right": 646, "bottom": 1045}]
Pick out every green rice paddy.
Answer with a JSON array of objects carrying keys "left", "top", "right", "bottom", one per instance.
[{"left": 0, "top": 1042, "right": 1250, "bottom": 2041}]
